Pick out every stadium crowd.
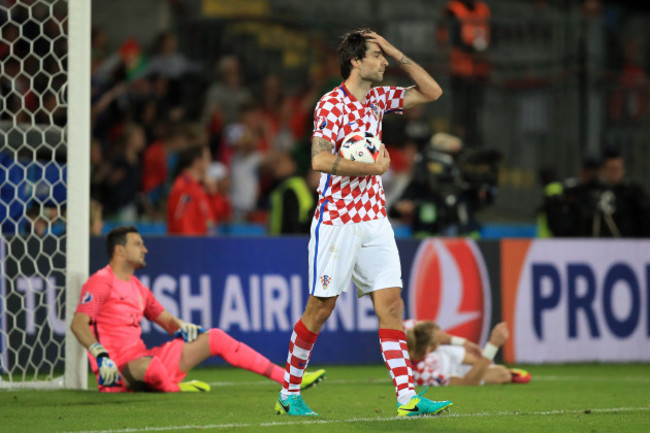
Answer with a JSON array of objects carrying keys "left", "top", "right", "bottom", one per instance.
[
  {"left": 84, "top": 25, "right": 447, "bottom": 236},
  {"left": 1, "top": 0, "right": 649, "bottom": 237},
  {"left": 87, "top": 28, "right": 339, "bottom": 234},
  {"left": 80, "top": 3, "right": 650, "bottom": 238}
]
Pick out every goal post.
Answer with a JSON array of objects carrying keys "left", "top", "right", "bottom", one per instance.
[
  {"left": 64, "top": 0, "right": 91, "bottom": 390},
  {"left": 0, "top": 0, "right": 91, "bottom": 390}
]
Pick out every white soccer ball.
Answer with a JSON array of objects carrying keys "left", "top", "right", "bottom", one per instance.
[{"left": 339, "top": 131, "right": 381, "bottom": 164}]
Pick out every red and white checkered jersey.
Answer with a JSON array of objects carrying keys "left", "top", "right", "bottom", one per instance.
[
  {"left": 311, "top": 82, "right": 406, "bottom": 225},
  {"left": 411, "top": 351, "right": 451, "bottom": 387}
]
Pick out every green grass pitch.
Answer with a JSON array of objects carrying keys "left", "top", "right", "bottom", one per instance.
[{"left": 1, "top": 363, "right": 649, "bottom": 432}]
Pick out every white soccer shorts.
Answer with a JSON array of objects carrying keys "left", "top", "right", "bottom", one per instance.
[{"left": 308, "top": 217, "right": 403, "bottom": 298}]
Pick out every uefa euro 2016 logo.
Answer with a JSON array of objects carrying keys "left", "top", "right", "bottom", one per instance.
[{"left": 320, "top": 275, "right": 332, "bottom": 290}]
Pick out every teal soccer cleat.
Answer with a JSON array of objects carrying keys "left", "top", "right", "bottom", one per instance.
[
  {"left": 275, "top": 392, "right": 319, "bottom": 416},
  {"left": 396, "top": 387, "right": 453, "bottom": 417}
]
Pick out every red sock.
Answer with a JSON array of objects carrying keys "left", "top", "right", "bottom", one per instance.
[
  {"left": 209, "top": 328, "right": 284, "bottom": 383},
  {"left": 379, "top": 328, "right": 416, "bottom": 405},
  {"left": 282, "top": 319, "right": 319, "bottom": 397},
  {"left": 143, "top": 357, "right": 180, "bottom": 392}
]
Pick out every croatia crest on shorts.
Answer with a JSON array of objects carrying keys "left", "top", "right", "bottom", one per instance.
[{"left": 320, "top": 275, "right": 332, "bottom": 289}]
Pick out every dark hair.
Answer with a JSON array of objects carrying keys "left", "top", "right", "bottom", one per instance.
[
  {"left": 601, "top": 145, "right": 622, "bottom": 161},
  {"left": 106, "top": 226, "right": 139, "bottom": 259},
  {"left": 581, "top": 153, "right": 601, "bottom": 170},
  {"left": 338, "top": 28, "right": 373, "bottom": 79},
  {"left": 174, "top": 144, "right": 206, "bottom": 178}
]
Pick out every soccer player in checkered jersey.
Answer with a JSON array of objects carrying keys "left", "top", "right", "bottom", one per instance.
[
  {"left": 275, "top": 29, "right": 452, "bottom": 417},
  {"left": 405, "top": 320, "right": 532, "bottom": 386}
]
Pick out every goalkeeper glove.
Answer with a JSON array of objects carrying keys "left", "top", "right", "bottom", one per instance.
[
  {"left": 173, "top": 322, "right": 205, "bottom": 343},
  {"left": 89, "top": 342, "right": 120, "bottom": 387}
]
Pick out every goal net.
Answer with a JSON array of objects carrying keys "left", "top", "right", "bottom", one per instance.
[{"left": 0, "top": 0, "right": 89, "bottom": 389}]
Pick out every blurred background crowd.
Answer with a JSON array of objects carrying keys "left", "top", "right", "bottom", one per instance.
[{"left": 1, "top": 0, "right": 649, "bottom": 238}]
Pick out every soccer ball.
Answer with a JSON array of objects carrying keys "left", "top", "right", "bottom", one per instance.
[{"left": 339, "top": 131, "right": 381, "bottom": 164}]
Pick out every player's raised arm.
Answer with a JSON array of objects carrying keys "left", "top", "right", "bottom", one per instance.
[
  {"left": 366, "top": 32, "right": 442, "bottom": 110},
  {"left": 311, "top": 136, "right": 390, "bottom": 176}
]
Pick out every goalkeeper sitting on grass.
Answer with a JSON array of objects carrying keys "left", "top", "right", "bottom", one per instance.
[
  {"left": 404, "top": 320, "right": 531, "bottom": 386},
  {"left": 71, "top": 226, "right": 325, "bottom": 393}
]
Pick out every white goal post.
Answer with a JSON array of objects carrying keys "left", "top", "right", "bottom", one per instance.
[
  {"left": 64, "top": 0, "right": 91, "bottom": 390},
  {"left": 0, "top": 0, "right": 90, "bottom": 390}
]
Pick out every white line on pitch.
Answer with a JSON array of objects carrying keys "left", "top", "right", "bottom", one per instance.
[
  {"left": 63, "top": 406, "right": 650, "bottom": 433},
  {"left": 207, "top": 378, "right": 390, "bottom": 387},
  {"left": 204, "top": 374, "right": 650, "bottom": 387}
]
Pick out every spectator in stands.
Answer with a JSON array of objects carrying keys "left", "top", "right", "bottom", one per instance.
[
  {"left": 70, "top": 225, "right": 326, "bottom": 392},
  {"left": 91, "top": 26, "right": 111, "bottom": 73},
  {"left": 594, "top": 147, "right": 650, "bottom": 237},
  {"left": 608, "top": 38, "right": 647, "bottom": 125},
  {"left": 34, "top": 91, "right": 67, "bottom": 127},
  {"left": 223, "top": 104, "right": 271, "bottom": 221},
  {"left": 142, "top": 122, "right": 187, "bottom": 219},
  {"left": 25, "top": 204, "right": 49, "bottom": 237},
  {"left": 205, "top": 161, "right": 233, "bottom": 227},
  {"left": 104, "top": 123, "right": 146, "bottom": 222},
  {"left": 202, "top": 55, "right": 252, "bottom": 154},
  {"left": 268, "top": 151, "right": 318, "bottom": 235},
  {"left": 442, "top": 0, "right": 491, "bottom": 148},
  {"left": 228, "top": 127, "right": 263, "bottom": 222},
  {"left": 537, "top": 154, "right": 602, "bottom": 237},
  {"left": 405, "top": 320, "right": 531, "bottom": 386},
  {"left": 90, "top": 199, "right": 104, "bottom": 236},
  {"left": 284, "top": 68, "right": 324, "bottom": 144},
  {"left": 257, "top": 74, "right": 291, "bottom": 151},
  {"left": 90, "top": 138, "right": 111, "bottom": 206},
  {"left": 0, "top": 58, "right": 34, "bottom": 123},
  {"left": 115, "top": 38, "right": 150, "bottom": 83},
  {"left": 147, "top": 30, "right": 202, "bottom": 120},
  {"left": 167, "top": 144, "right": 215, "bottom": 235},
  {"left": 148, "top": 30, "right": 202, "bottom": 83}
]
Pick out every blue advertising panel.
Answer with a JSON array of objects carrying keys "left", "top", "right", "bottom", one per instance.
[
  {"left": 90, "top": 237, "right": 425, "bottom": 365},
  {"left": 88, "top": 236, "right": 496, "bottom": 365}
]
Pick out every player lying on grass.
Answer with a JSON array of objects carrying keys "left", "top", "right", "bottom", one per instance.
[
  {"left": 70, "top": 226, "right": 326, "bottom": 393},
  {"left": 405, "top": 320, "right": 531, "bottom": 386}
]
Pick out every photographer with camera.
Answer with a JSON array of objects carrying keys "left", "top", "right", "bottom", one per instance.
[
  {"left": 541, "top": 147, "right": 650, "bottom": 238},
  {"left": 390, "top": 132, "right": 500, "bottom": 237}
]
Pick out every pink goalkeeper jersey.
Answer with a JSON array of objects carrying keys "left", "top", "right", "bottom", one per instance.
[
  {"left": 311, "top": 83, "right": 405, "bottom": 225},
  {"left": 75, "top": 265, "right": 165, "bottom": 366}
]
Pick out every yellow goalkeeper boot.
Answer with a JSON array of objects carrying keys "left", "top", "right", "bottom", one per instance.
[
  {"left": 178, "top": 380, "right": 211, "bottom": 392},
  {"left": 300, "top": 369, "right": 326, "bottom": 391}
]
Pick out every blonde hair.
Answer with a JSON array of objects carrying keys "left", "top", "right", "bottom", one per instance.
[{"left": 406, "top": 321, "right": 439, "bottom": 361}]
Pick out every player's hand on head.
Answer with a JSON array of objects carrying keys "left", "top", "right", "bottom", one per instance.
[
  {"left": 89, "top": 343, "right": 121, "bottom": 387},
  {"left": 365, "top": 32, "right": 400, "bottom": 59},
  {"left": 174, "top": 322, "right": 205, "bottom": 343},
  {"left": 489, "top": 322, "right": 509, "bottom": 347}
]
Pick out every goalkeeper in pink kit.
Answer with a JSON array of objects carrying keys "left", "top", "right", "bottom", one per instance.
[{"left": 71, "top": 226, "right": 325, "bottom": 392}]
